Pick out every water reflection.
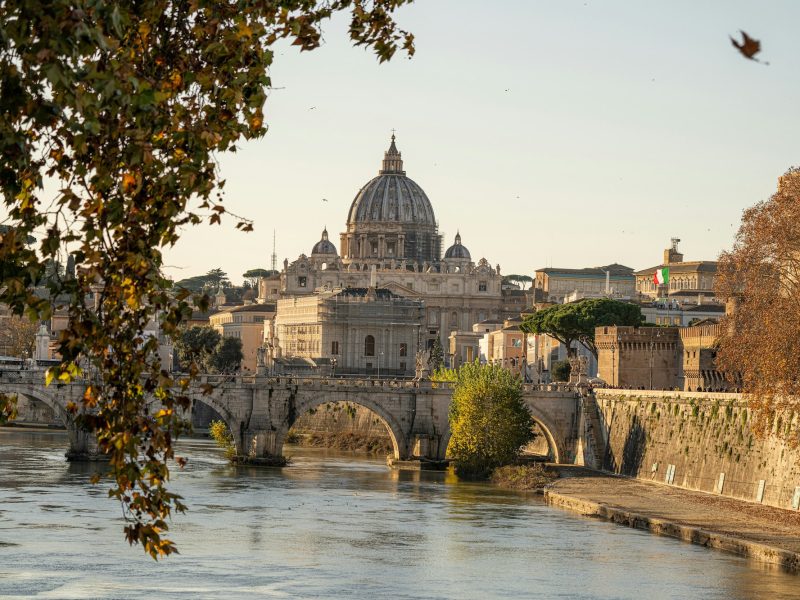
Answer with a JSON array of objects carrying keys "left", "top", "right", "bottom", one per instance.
[{"left": 0, "top": 429, "right": 798, "bottom": 600}]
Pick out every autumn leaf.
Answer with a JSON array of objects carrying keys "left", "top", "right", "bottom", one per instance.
[{"left": 730, "top": 30, "right": 769, "bottom": 64}]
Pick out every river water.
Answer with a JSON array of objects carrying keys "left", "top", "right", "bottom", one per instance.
[{"left": 0, "top": 429, "right": 797, "bottom": 600}]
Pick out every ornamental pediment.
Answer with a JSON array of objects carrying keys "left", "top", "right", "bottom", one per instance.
[{"left": 381, "top": 280, "right": 424, "bottom": 298}]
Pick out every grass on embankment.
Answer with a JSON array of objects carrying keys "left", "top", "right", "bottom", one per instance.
[{"left": 490, "top": 463, "right": 557, "bottom": 491}]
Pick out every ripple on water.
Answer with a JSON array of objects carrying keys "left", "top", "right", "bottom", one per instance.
[{"left": 2, "top": 432, "right": 800, "bottom": 600}]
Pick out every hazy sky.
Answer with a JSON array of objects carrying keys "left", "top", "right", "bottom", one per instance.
[{"left": 71, "top": 2, "right": 800, "bottom": 282}]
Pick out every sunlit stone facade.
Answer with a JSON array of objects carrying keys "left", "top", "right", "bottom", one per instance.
[{"left": 260, "top": 136, "right": 524, "bottom": 356}]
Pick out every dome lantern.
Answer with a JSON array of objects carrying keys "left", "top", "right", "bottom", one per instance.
[
  {"left": 380, "top": 133, "right": 405, "bottom": 175},
  {"left": 311, "top": 227, "right": 338, "bottom": 256},
  {"left": 444, "top": 231, "right": 471, "bottom": 261}
]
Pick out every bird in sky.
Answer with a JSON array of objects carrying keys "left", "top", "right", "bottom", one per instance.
[{"left": 322, "top": 198, "right": 328, "bottom": 202}]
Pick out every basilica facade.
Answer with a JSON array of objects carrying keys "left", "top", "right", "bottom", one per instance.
[{"left": 258, "top": 136, "right": 526, "bottom": 362}]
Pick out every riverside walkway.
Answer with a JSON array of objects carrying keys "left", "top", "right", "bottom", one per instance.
[{"left": 545, "top": 467, "right": 800, "bottom": 571}]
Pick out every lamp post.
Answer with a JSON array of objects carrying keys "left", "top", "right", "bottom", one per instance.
[
  {"left": 378, "top": 351, "right": 384, "bottom": 379},
  {"left": 331, "top": 357, "right": 337, "bottom": 378}
]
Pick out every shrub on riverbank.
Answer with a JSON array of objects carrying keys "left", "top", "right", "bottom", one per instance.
[
  {"left": 491, "top": 464, "right": 557, "bottom": 491},
  {"left": 209, "top": 420, "right": 236, "bottom": 461},
  {"left": 448, "top": 362, "right": 534, "bottom": 479}
]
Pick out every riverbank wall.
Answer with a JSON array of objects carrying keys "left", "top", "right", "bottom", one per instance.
[{"left": 592, "top": 389, "right": 800, "bottom": 511}]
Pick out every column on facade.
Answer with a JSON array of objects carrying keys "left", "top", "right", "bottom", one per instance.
[
  {"left": 387, "top": 325, "right": 394, "bottom": 374},
  {"left": 398, "top": 234, "right": 405, "bottom": 259},
  {"left": 378, "top": 234, "right": 385, "bottom": 259},
  {"left": 359, "top": 235, "right": 366, "bottom": 258}
]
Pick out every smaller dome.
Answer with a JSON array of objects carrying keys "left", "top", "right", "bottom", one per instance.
[
  {"left": 444, "top": 232, "right": 471, "bottom": 260},
  {"left": 312, "top": 228, "right": 337, "bottom": 255}
]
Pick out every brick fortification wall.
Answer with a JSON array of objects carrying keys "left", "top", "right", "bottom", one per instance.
[{"left": 594, "top": 389, "right": 800, "bottom": 511}]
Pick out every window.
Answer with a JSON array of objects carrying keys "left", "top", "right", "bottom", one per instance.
[
  {"left": 478, "top": 281, "right": 487, "bottom": 292},
  {"left": 371, "top": 243, "right": 379, "bottom": 255},
  {"left": 364, "top": 335, "right": 375, "bottom": 356},
  {"left": 331, "top": 341, "right": 339, "bottom": 355},
  {"left": 512, "top": 338, "right": 522, "bottom": 348},
  {"left": 271, "top": 288, "right": 278, "bottom": 295},
  {"left": 387, "top": 243, "right": 395, "bottom": 256},
  {"left": 298, "top": 276, "right": 307, "bottom": 288},
  {"left": 400, "top": 343, "right": 408, "bottom": 357}
]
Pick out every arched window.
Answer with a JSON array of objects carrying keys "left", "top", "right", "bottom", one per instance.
[{"left": 364, "top": 335, "right": 375, "bottom": 356}]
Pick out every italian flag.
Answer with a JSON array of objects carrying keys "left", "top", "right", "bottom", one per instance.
[{"left": 653, "top": 267, "right": 669, "bottom": 285}]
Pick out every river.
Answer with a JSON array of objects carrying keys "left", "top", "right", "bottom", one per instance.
[{"left": 0, "top": 429, "right": 797, "bottom": 599}]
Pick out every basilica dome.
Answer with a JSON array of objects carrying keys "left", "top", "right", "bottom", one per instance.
[
  {"left": 311, "top": 228, "right": 337, "bottom": 255},
  {"left": 346, "top": 135, "right": 436, "bottom": 227},
  {"left": 444, "top": 232, "right": 471, "bottom": 260}
]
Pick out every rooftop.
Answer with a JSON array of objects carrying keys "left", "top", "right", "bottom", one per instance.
[
  {"left": 635, "top": 261, "right": 718, "bottom": 275},
  {"left": 536, "top": 263, "right": 635, "bottom": 277}
]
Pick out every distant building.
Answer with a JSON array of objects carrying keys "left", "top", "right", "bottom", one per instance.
[
  {"left": 533, "top": 263, "right": 636, "bottom": 303},
  {"left": 484, "top": 317, "right": 526, "bottom": 376},
  {"left": 635, "top": 239, "right": 718, "bottom": 301},
  {"left": 596, "top": 323, "right": 731, "bottom": 391},
  {"left": 525, "top": 332, "right": 597, "bottom": 384},
  {"left": 679, "top": 322, "right": 728, "bottom": 392},
  {"left": 595, "top": 326, "right": 681, "bottom": 390},
  {"left": 259, "top": 136, "right": 528, "bottom": 354},
  {"left": 209, "top": 303, "right": 276, "bottom": 372},
  {"left": 273, "top": 287, "right": 423, "bottom": 377},
  {"left": 640, "top": 299, "right": 726, "bottom": 327}
]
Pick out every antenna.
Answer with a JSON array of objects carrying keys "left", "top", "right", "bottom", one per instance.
[{"left": 271, "top": 230, "right": 277, "bottom": 272}]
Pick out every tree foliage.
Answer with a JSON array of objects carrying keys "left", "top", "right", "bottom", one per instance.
[
  {"left": 0, "top": 314, "right": 38, "bottom": 358},
  {"left": 716, "top": 168, "right": 800, "bottom": 440},
  {"left": 0, "top": 0, "right": 413, "bottom": 558},
  {"left": 174, "top": 268, "right": 230, "bottom": 292},
  {"left": 175, "top": 326, "right": 221, "bottom": 372},
  {"left": 242, "top": 268, "right": 270, "bottom": 288},
  {"left": 521, "top": 298, "right": 642, "bottom": 358},
  {"left": 551, "top": 360, "right": 571, "bottom": 382},
  {"left": 503, "top": 274, "right": 533, "bottom": 290},
  {"left": 210, "top": 336, "right": 243, "bottom": 374},
  {"left": 447, "top": 362, "right": 534, "bottom": 479},
  {"left": 430, "top": 337, "right": 444, "bottom": 372}
]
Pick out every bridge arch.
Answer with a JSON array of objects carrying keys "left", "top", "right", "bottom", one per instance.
[
  {"left": 439, "top": 406, "right": 563, "bottom": 464},
  {"left": 2, "top": 383, "right": 71, "bottom": 428},
  {"left": 524, "top": 407, "right": 563, "bottom": 464},
  {"left": 275, "top": 393, "right": 409, "bottom": 460},
  {"left": 189, "top": 394, "right": 241, "bottom": 453}
]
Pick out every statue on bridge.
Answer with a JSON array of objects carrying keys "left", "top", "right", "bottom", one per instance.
[
  {"left": 414, "top": 349, "right": 432, "bottom": 381},
  {"left": 569, "top": 355, "right": 590, "bottom": 393}
]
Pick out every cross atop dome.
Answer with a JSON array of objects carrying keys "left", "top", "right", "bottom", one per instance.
[{"left": 380, "top": 132, "right": 405, "bottom": 175}]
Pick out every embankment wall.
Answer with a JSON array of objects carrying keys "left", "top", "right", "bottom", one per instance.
[{"left": 594, "top": 389, "right": 800, "bottom": 511}]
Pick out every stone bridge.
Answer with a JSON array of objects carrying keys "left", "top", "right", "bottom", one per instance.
[{"left": 0, "top": 369, "right": 588, "bottom": 465}]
